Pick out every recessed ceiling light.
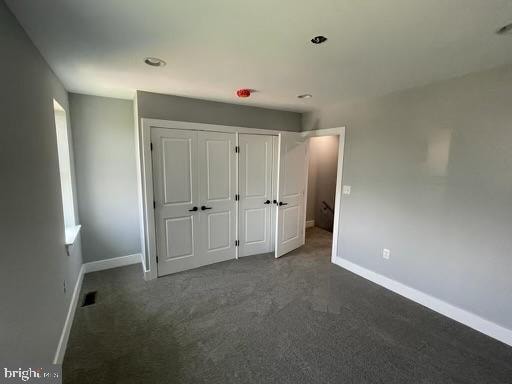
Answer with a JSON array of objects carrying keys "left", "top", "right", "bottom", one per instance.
[
  {"left": 496, "top": 23, "right": 512, "bottom": 35},
  {"left": 298, "top": 94, "right": 313, "bottom": 99},
  {"left": 311, "top": 35, "right": 327, "bottom": 44},
  {"left": 144, "top": 57, "right": 166, "bottom": 67}
]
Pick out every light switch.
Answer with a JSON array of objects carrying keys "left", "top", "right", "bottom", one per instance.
[
  {"left": 342, "top": 185, "right": 352, "bottom": 195},
  {"left": 383, "top": 249, "right": 391, "bottom": 260}
]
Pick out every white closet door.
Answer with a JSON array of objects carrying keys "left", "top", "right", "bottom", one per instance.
[
  {"left": 151, "top": 128, "right": 201, "bottom": 276},
  {"left": 239, "top": 134, "right": 273, "bottom": 256},
  {"left": 275, "top": 132, "right": 307, "bottom": 257},
  {"left": 198, "top": 131, "right": 237, "bottom": 264}
]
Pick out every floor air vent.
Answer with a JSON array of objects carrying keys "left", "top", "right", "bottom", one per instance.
[{"left": 81, "top": 291, "right": 97, "bottom": 307}]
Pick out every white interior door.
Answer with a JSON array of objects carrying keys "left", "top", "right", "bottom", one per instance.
[
  {"left": 275, "top": 132, "right": 307, "bottom": 257},
  {"left": 151, "top": 128, "right": 201, "bottom": 276},
  {"left": 197, "top": 131, "right": 237, "bottom": 264},
  {"left": 239, "top": 134, "right": 274, "bottom": 256}
]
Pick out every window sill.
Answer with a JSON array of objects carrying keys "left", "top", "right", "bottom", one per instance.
[{"left": 65, "top": 225, "right": 82, "bottom": 246}]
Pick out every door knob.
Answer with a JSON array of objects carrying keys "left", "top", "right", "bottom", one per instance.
[
  {"left": 188, "top": 206, "right": 198, "bottom": 212},
  {"left": 201, "top": 205, "right": 212, "bottom": 210},
  {"left": 273, "top": 200, "right": 278, "bottom": 205},
  {"left": 264, "top": 200, "right": 271, "bottom": 204},
  {"left": 278, "top": 202, "right": 288, "bottom": 206}
]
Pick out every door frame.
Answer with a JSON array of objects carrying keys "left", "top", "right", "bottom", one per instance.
[
  {"left": 301, "top": 127, "right": 346, "bottom": 264},
  {"left": 138, "top": 118, "right": 345, "bottom": 280},
  {"left": 139, "top": 118, "right": 280, "bottom": 280}
]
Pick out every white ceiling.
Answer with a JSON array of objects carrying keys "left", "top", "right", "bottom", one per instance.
[{"left": 7, "top": 0, "right": 512, "bottom": 112}]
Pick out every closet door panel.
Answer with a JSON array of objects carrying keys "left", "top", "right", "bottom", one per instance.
[
  {"left": 239, "top": 134, "right": 274, "bottom": 256},
  {"left": 151, "top": 128, "right": 201, "bottom": 276},
  {"left": 276, "top": 132, "right": 307, "bottom": 257},
  {"left": 198, "top": 131, "right": 237, "bottom": 263}
]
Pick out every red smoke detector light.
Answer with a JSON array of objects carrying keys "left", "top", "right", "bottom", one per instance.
[{"left": 236, "top": 89, "right": 252, "bottom": 98}]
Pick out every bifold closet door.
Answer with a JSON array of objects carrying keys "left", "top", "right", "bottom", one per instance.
[
  {"left": 152, "top": 128, "right": 237, "bottom": 277},
  {"left": 151, "top": 128, "right": 200, "bottom": 276},
  {"left": 197, "top": 131, "right": 237, "bottom": 265},
  {"left": 238, "top": 134, "right": 274, "bottom": 256}
]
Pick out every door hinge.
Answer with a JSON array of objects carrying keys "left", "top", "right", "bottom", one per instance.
[
  {"left": 235, "top": 146, "right": 239, "bottom": 153},
  {"left": 235, "top": 240, "right": 239, "bottom": 247},
  {"left": 156, "top": 256, "right": 159, "bottom": 263},
  {"left": 150, "top": 142, "right": 153, "bottom": 151},
  {"left": 235, "top": 194, "right": 239, "bottom": 201},
  {"left": 153, "top": 201, "right": 156, "bottom": 209}
]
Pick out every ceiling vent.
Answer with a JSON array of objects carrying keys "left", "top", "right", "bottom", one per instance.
[
  {"left": 144, "top": 57, "right": 166, "bottom": 67},
  {"left": 311, "top": 35, "right": 328, "bottom": 44}
]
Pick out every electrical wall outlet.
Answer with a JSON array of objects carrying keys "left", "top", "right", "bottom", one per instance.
[
  {"left": 342, "top": 185, "right": 352, "bottom": 195},
  {"left": 382, "top": 249, "right": 391, "bottom": 260}
]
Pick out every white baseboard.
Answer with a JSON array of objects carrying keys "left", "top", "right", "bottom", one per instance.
[
  {"left": 83, "top": 253, "right": 142, "bottom": 274},
  {"left": 333, "top": 256, "right": 512, "bottom": 347},
  {"left": 53, "top": 264, "right": 85, "bottom": 364},
  {"left": 54, "top": 253, "right": 143, "bottom": 363},
  {"left": 306, "top": 220, "right": 315, "bottom": 228}
]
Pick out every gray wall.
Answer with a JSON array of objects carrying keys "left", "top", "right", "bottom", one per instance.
[
  {"left": 303, "top": 64, "right": 512, "bottom": 330},
  {"left": 306, "top": 136, "right": 339, "bottom": 231},
  {"left": 70, "top": 94, "right": 140, "bottom": 262},
  {"left": 0, "top": 0, "right": 83, "bottom": 362},
  {"left": 137, "top": 91, "right": 302, "bottom": 132}
]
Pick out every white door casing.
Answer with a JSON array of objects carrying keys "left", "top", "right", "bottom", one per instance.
[
  {"left": 238, "top": 134, "right": 273, "bottom": 256},
  {"left": 197, "top": 131, "right": 237, "bottom": 264},
  {"left": 275, "top": 132, "right": 307, "bottom": 257}
]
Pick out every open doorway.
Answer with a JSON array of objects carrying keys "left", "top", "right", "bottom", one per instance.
[
  {"left": 274, "top": 128, "right": 344, "bottom": 261},
  {"left": 306, "top": 135, "right": 339, "bottom": 233},
  {"left": 301, "top": 129, "right": 345, "bottom": 263}
]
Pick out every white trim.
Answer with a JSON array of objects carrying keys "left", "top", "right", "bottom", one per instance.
[
  {"left": 141, "top": 121, "right": 158, "bottom": 280},
  {"left": 302, "top": 135, "right": 310, "bottom": 246},
  {"left": 142, "top": 118, "right": 281, "bottom": 136},
  {"left": 305, "top": 220, "right": 315, "bottom": 228},
  {"left": 235, "top": 132, "right": 240, "bottom": 260},
  {"left": 333, "top": 256, "right": 512, "bottom": 347},
  {"left": 53, "top": 265, "right": 85, "bottom": 364},
  {"left": 83, "top": 253, "right": 142, "bottom": 274},
  {"left": 64, "top": 225, "right": 82, "bottom": 246},
  {"left": 133, "top": 94, "right": 147, "bottom": 276},
  {"left": 54, "top": 253, "right": 144, "bottom": 363}
]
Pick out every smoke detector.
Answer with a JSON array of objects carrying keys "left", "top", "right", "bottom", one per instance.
[{"left": 236, "top": 89, "right": 252, "bottom": 98}]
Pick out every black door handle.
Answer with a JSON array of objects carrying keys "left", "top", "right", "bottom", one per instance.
[
  {"left": 278, "top": 202, "right": 288, "bottom": 206},
  {"left": 273, "top": 200, "right": 278, "bottom": 205},
  {"left": 201, "top": 206, "right": 212, "bottom": 210},
  {"left": 188, "top": 206, "right": 198, "bottom": 212},
  {"left": 264, "top": 200, "right": 271, "bottom": 204}
]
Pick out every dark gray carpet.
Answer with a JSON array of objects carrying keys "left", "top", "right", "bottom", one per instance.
[{"left": 63, "top": 228, "right": 512, "bottom": 383}]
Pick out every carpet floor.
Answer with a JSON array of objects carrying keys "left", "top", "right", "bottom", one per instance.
[{"left": 63, "top": 227, "right": 512, "bottom": 383}]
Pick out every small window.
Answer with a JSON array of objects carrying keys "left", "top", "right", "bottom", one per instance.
[{"left": 53, "top": 100, "right": 80, "bottom": 244}]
